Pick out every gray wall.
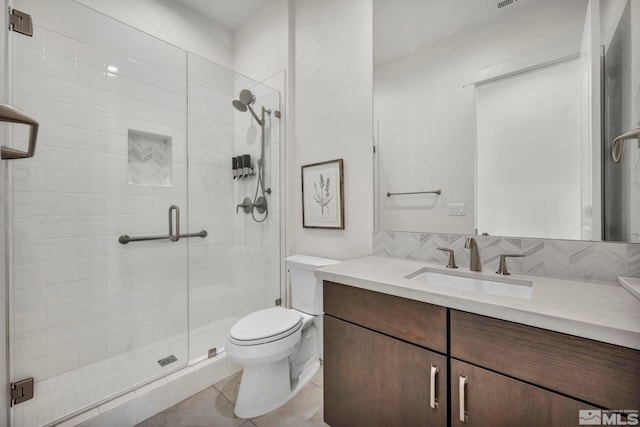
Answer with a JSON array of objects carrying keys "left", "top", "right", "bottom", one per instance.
[{"left": 604, "top": 1, "right": 632, "bottom": 241}]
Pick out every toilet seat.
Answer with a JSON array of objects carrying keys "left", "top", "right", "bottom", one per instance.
[{"left": 229, "top": 307, "right": 303, "bottom": 346}]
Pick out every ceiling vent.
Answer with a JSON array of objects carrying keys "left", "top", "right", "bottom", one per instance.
[{"left": 494, "top": 0, "right": 520, "bottom": 10}]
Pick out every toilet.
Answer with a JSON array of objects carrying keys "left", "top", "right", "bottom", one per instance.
[{"left": 225, "top": 254, "right": 341, "bottom": 419}]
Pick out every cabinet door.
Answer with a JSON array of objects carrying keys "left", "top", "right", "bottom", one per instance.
[
  {"left": 451, "top": 359, "right": 596, "bottom": 427},
  {"left": 324, "top": 315, "right": 447, "bottom": 427},
  {"left": 451, "top": 310, "right": 640, "bottom": 409}
]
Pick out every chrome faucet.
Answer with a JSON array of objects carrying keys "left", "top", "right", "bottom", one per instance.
[
  {"left": 465, "top": 238, "right": 481, "bottom": 271},
  {"left": 436, "top": 247, "right": 458, "bottom": 269},
  {"left": 496, "top": 254, "right": 524, "bottom": 275}
]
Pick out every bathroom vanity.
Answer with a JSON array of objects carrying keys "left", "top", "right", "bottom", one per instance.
[{"left": 317, "top": 256, "right": 640, "bottom": 427}]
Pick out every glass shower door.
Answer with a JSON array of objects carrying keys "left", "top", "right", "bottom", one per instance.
[
  {"left": 186, "top": 54, "right": 283, "bottom": 361},
  {"left": 6, "top": 3, "right": 190, "bottom": 426}
]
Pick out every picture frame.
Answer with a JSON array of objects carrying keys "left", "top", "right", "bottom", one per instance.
[{"left": 302, "top": 159, "right": 344, "bottom": 229}]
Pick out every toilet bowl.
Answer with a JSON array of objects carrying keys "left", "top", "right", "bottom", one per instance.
[{"left": 225, "top": 255, "right": 340, "bottom": 419}]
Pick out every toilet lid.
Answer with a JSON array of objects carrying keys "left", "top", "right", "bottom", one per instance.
[{"left": 229, "top": 307, "right": 303, "bottom": 345}]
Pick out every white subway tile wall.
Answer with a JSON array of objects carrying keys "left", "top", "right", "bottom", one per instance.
[
  {"left": 186, "top": 52, "right": 282, "bottom": 355},
  {"left": 9, "top": 2, "right": 282, "bottom": 426},
  {"left": 11, "top": 4, "right": 191, "bottom": 386},
  {"left": 185, "top": 52, "right": 236, "bottom": 357},
  {"left": 228, "top": 71, "right": 283, "bottom": 320}
]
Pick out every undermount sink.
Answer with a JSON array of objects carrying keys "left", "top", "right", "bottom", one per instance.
[{"left": 407, "top": 268, "right": 533, "bottom": 299}]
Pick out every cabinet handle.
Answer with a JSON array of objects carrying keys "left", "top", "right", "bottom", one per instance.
[
  {"left": 429, "top": 364, "right": 439, "bottom": 409},
  {"left": 459, "top": 375, "right": 468, "bottom": 423}
]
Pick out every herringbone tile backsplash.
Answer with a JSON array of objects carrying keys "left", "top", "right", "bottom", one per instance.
[{"left": 373, "top": 231, "right": 640, "bottom": 283}]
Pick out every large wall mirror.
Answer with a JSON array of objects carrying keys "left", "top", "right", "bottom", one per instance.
[{"left": 373, "top": 0, "right": 640, "bottom": 243}]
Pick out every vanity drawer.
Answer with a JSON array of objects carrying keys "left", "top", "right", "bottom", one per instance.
[
  {"left": 323, "top": 281, "right": 447, "bottom": 353},
  {"left": 450, "top": 310, "right": 640, "bottom": 409}
]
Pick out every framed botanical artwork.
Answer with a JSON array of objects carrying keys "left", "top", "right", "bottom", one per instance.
[{"left": 302, "top": 159, "right": 344, "bottom": 229}]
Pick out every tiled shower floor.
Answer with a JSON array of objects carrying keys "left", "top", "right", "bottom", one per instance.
[
  {"left": 13, "top": 317, "right": 239, "bottom": 427},
  {"left": 136, "top": 366, "right": 327, "bottom": 427}
]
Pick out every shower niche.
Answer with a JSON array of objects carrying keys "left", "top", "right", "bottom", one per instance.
[{"left": 127, "top": 129, "right": 173, "bottom": 186}]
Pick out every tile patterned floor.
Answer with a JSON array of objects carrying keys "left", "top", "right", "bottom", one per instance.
[{"left": 136, "top": 366, "right": 328, "bottom": 427}]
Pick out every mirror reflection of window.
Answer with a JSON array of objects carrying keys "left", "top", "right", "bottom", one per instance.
[{"left": 475, "top": 59, "right": 581, "bottom": 239}]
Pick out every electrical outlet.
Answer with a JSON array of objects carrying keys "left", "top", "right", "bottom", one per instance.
[{"left": 448, "top": 203, "right": 466, "bottom": 216}]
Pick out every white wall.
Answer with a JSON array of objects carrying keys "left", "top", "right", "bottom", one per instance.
[
  {"left": 290, "top": 0, "right": 373, "bottom": 260},
  {"left": 75, "top": 0, "right": 234, "bottom": 67},
  {"left": 375, "top": 2, "right": 586, "bottom": 234},
  {"left": 375, "top": 38, "right": 476, "bottom": 234},
  {"left": 15, "top": 0, "right": 233, "bottom": 67},
  {"left": 233, "top": 0, "right": 288, "bottom": 82}
]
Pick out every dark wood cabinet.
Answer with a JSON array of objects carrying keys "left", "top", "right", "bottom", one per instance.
[
  {"left": 323, "top": 281, "right": 639, "bottom": 427},
  {"left": 450, "top": 310, "right": 640, "bottom": 410},
  {"left": 450, "top": 359, "right": 595, "bottom": 427},
  {"left": 324, "top": 315, "right": 447, "bottom": 427},
  {"left": 324, "top": 281, "right": 447, "bottom": 353}
]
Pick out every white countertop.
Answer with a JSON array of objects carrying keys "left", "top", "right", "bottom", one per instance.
[
  {"left": 619, "top": 276, "right": 640, "bottom": 302},
  {"left": 315, "top": 255, "right": 640, "bottom": 350}
]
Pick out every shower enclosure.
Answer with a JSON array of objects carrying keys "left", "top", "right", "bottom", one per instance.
[{"left": 4, "top": 3, "right": 282, "bottom": 426}]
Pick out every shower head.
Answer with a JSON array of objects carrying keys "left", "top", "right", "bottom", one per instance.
[
  {"left": 232, "top": 89, "right": 256, "bottom": 112},
  {"left": 232, "top": 99, "right": 247, "bottom": 112},
  {"left": 233, "top": 88, "right": 263, "bottom": 125}
]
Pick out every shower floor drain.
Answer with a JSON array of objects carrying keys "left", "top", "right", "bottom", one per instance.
[{"left": 157, "top": 355, "right": 178, "bottom": 367}]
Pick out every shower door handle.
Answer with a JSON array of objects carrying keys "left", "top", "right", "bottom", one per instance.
[
  {"left": 612, "top": 127, "right": 640, "bottom": 163},
  {"left": 119, "top": 205, "right": 207, "bottom": 244},
  {"left": 168, "top": 205, "right": 180, "bottom": 242},
  {"left": 0, "top": 102, "right": 39, "bottom": 159}
]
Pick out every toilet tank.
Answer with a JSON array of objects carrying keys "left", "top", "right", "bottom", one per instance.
[{"left": 286, "top": 255, "right": 341, "bottom": 315}]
